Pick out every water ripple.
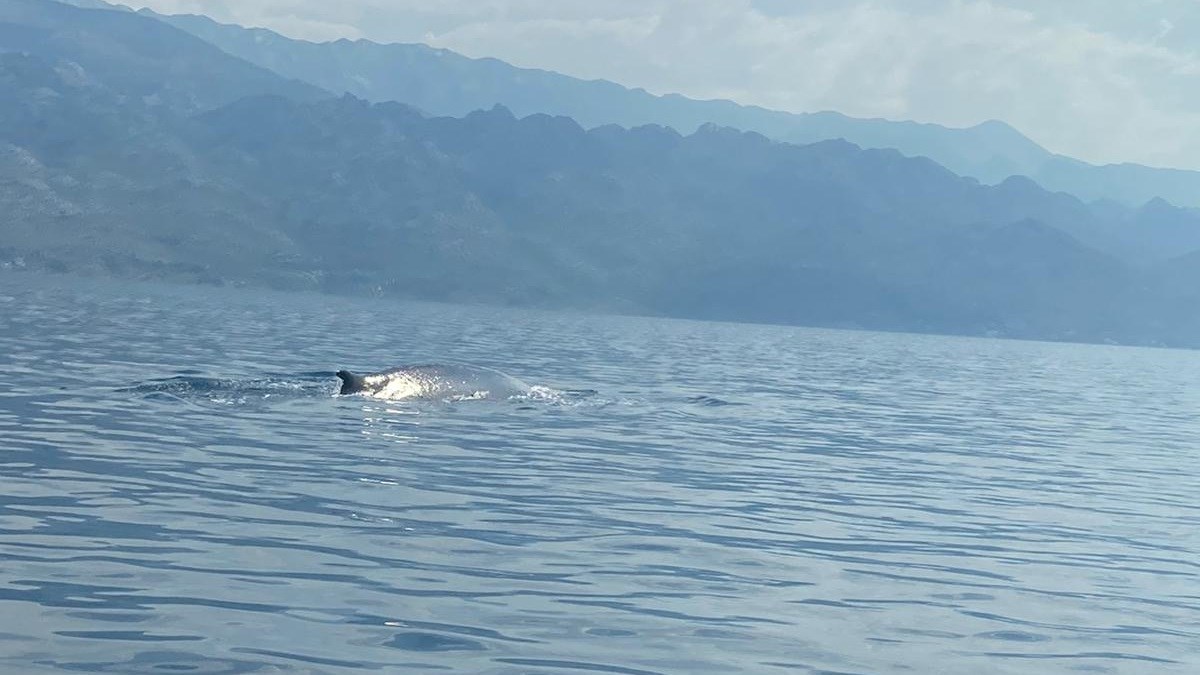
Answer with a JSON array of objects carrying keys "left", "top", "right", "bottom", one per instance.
[{"left": 1, "top": 274, "right": 1199, "bottom": 673}]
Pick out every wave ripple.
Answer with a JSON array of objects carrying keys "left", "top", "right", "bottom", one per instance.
[{"left": 2, "top": 275, "right": 1199, "bottom": 674}]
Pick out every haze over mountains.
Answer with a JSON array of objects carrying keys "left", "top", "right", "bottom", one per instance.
[
  {"left": 147, "top": 6, "right": 1200, "bottom": 211},
  {"left": 3, "top": 0, "right": 1200, "bottom": 347}
]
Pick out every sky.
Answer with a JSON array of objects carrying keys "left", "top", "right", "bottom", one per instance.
[{"left": 129, "top": 0, "right": 1200, "bottom": 171}]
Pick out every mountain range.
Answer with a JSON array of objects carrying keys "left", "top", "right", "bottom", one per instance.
[
  {"left": 2, "top": 0, "right": 1199, "bottom": 347},
  {"left": 43, "top": 0, "right": 1200, "bottom": 211},
  {"left": 138, "top": 6, "right": 1200, "bottom": 211}
]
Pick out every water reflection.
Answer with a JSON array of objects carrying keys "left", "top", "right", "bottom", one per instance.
[{"left": 1, "top": 275, "right": 1198, "bottom": 673}]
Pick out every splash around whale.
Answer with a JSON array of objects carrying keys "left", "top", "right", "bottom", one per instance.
[{"left": 336, "top": 364, "right": 532, "bottom": 401}]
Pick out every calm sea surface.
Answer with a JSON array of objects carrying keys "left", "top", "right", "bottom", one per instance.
[{"left": 1, "top": 273, "right": 1198, "bottom": 674}]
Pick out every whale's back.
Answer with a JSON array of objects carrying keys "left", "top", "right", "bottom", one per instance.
[{"left": 337, "top": 364, "right": 529, "bottom": 401}]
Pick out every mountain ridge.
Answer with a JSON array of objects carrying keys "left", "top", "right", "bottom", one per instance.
[
  {"left": 2, "top": 45, "right": 1193, "bottom": 346},
  {"left": 3, "top": 1, "right": 1199, "bottom": 348},
  {"left": 140, "top": 6, "right": 1200, "bottom": 209},
  {"left": 0, "top": 0, "right": 328, "bottom": 112}
]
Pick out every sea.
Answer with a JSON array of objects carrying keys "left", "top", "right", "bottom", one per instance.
[{"left": 1, "top": 272, "right": 1198, "bottom": 675}]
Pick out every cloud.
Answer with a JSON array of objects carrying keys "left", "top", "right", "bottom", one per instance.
[{"left": 130, "top": 0, "right": 1200, "bottom": 170}]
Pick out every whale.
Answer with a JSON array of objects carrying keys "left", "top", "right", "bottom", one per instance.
[{"left": 335, "top": 364, "right": 531, "bottom": 401}]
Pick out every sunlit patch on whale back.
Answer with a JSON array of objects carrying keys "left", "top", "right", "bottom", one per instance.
[{"left": 335, "top": 364, "right": 531, "bottom": 402}]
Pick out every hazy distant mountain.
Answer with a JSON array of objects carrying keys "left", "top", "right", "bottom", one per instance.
[
  {"left": 143, "top": 8, "right": 1200, "bottom": 210},
  {"left": 4, "top": 40, "right": 1197, "bottom": 347},
  {"left": 0, "top": 0, "right": 326, "bottom": 112},
  {"left": 0, "top": 51, "right": 309, "bottom": 283},
  {"left": 145, "top": 11, "right": 1044, "bottom": 177}
]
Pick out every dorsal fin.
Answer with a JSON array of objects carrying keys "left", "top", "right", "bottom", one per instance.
[{"left": 336, "top": 370, "right": 366, "bottom": 395}]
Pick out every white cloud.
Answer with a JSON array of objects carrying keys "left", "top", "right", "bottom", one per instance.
[{"left": 130, "top": 0, "right": 1200, "bottom": 170}]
